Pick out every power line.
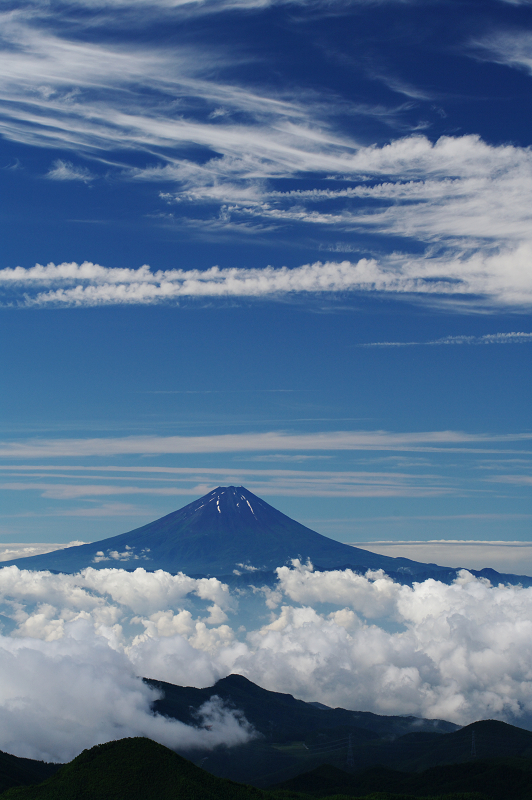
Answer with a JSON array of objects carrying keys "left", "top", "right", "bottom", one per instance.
[
  {"left": 346, "top": 733, "right": 355, "bottom": 769},
  {"left": 306, "top": 735, "right": 351, "bottom": 754}
]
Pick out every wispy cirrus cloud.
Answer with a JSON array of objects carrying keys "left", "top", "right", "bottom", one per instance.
[
  {"left": 358, "top": 332, "right": 532, "bottom": 347},
  {"left": 487, "top": 474, "right": 532, "bottom": 486},
  {"left": 0, "top": 456, "right": 527, "bottom": 505},
  {"left": 155, "top": 135, "right": 532, "bottom": 298},
  {"left": 0, "top": 429, "right": 528, "bottom": 514},
  {"left": 0, "top": 465, "right": 452, "bottom": 498},
  {"left": 1, "top": 429, "right": 531, "bottom": 459},
  {"left": 6, "top": 502, "right": 149, "bottom": 518},
  {"left": 46, "top": 159, "right": 95, "bottom": 182},
  {"left": 0, "top": 15, "right": 350, "bottom": 164},
  {"left": 12, "top": 0, "right": 417, "bottom": 15},
  {"left": 2, "top": 14, "right": 532, "bottom": 310},
  {"left": 470, "top": 29, "right": 532, "bottom": 74}
]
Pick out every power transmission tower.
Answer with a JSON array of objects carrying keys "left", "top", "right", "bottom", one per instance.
[
  {"left": 471, "top": 730, "right": 476, "bottom": 758},
  {"left": 346, "top": 733, "right": 354, "bottom": 769}
]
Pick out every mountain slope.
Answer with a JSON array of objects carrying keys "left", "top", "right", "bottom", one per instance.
[
  {"left": 274, "top": 758, "right": 532, "bottom": 799},
  {"left": 144, "top": 673, "right": 458, "bottom": 786},
  {"left": 142, "top": 676, "right": 532, "bottom": 787},
  {"left": 0, "top": 738, "right": 267, "bottom": 800},
  {"left": 0, "top": 752, "right": 60, "bottom": 796},
  {"left": 2, "top": 735, "right": 532, "bottom": 800},
  {"left": 146, "top": 673, "right": 457, "bottom": 742},
  {"left": 0, "top": 486, "right": 444, "bottom": 577},
  {"left": 2, "top": 486, "right": 529, "bottom": 585}
]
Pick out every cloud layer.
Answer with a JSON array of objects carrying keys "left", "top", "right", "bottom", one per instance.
[
  {"left": 360, "top": 332, "right": 532, "bottom": 347},
  {"left": 1, "top": 431, "right": 527, "bottom": 520},
  {"left": 0, "top": 567, "right": 251, "bottom": 761},
  {"left": 2, "top": 247, "right": 532, "bottom": 308},
  {"left": 350, "top": 540, "right": 532, "bottom": 576},
  {"left": 0, "top": 542, "right": 87, "bottom": 562},
  {"left": 1, "top": 10, "right": 532, "bottom": 309},
  {"left": 1, "top": 561, "right": 532, "bottom": 763},
  {"left": 0, "top": 628, "right": 254, "bottom": 763},
  {"left": 1, "top": 429, "right": 529, "bottom": 458}
]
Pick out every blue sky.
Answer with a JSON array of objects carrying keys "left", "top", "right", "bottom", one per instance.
[{"left": 0, "top": 0, "right": 531, "bottom": 560}]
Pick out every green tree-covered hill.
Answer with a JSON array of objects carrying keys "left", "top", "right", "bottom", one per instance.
[{"left": 1, "top": 737, "right": 531, "bottom": 800}]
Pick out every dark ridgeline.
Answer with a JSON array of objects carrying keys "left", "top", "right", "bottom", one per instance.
[
  {"left": 146, "top": 673, "right": 459, "bottom": 743},
  {"left": 0, "top": 750, "right": 60, "bottom": 795},
  {"left": 1, "top": 486, "right": 531, "bottom": 586},
  {"left": 144, "top": 674, "right": 532, "bottom": 788},
  {"left": 1, "top": 673, "right": 532, "bottom": 798},
  {"left": 3, "top": 716, "right": 532, "bottom": 799}
]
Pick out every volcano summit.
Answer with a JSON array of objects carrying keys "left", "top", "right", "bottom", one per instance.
[{"left": 3, "top": 486, "right": 531, "bottom": 585}]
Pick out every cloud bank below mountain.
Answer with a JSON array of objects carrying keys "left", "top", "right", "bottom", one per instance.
[{"left": 1, "top": 562, "right": 532, "bottom": 761}]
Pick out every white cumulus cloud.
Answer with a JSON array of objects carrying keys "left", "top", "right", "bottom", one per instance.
[
  {"left": 0, "top": 623, "right": 255, "bottom": 762},
  {"left": 1, "top": 561, "right": 532, "bottom": 756}
]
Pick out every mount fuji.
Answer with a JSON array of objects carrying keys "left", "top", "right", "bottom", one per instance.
[{"left": 2, "top": 486, "right": 531, "bottom": 586}]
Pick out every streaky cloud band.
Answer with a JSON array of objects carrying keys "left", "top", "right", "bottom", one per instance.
[
  {"left": 2, "top": 253, "right": 532, "bottom": 308},
  {"left": 0, "top": 429, "right": 531, "bottom": 459},
  {"left": 358, "top": 332, "right": 532, "bottom": 346}
]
